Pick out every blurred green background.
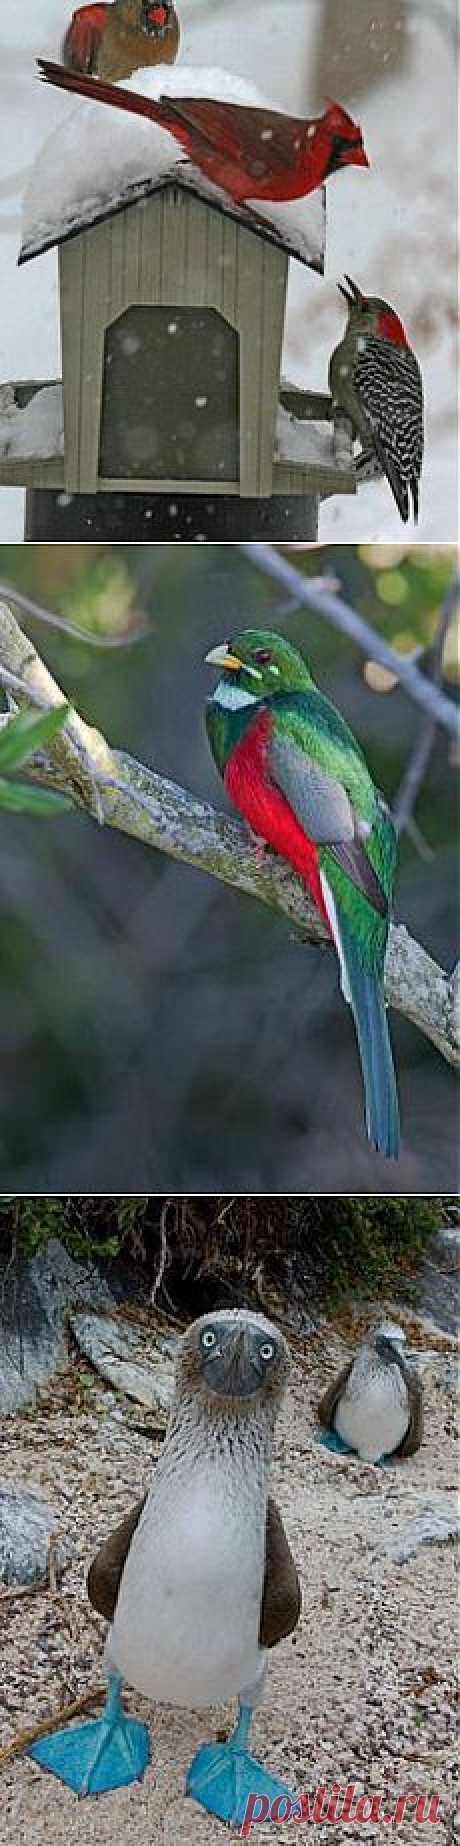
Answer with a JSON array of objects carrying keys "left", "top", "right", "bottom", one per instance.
[{"left": 0, "top": 541, "right": 457, "bottom": 1195}]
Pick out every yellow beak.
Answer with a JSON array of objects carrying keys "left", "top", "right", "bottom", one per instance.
[{"left": 205, "top": 644, "right": 243, "bottom": 672}]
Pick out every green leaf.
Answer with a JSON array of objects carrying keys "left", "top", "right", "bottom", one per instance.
[
  {"left": 0, "top": 777, "right": 71, "bottom": 816},
  {"left": 0, "top": 703, "right": 70, "bottom": 773}
]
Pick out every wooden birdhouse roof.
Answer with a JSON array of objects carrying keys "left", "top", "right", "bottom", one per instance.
[{"left": 19, "top": 65, "right": 325, "bottom": 272}]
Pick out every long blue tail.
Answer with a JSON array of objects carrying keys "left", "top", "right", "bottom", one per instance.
[{"left": 335, "top": 916, "right": 400, "bottom": 1158}]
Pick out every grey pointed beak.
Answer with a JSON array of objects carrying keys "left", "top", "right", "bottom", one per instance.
[
  {"left": 338, "top": 275, "right": 364, "bottom": 306},
  {"left": 203, "top": 1323, "right": 263, "bottom": 1398}
]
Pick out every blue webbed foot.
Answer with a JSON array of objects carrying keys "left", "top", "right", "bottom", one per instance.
[
  {"left": 318, "top": 1429, "right": 354, "bottom": 1454},
  {"left": 186, "top": 1706, "right": 300, "bottom": 1830},
  {"left": 28, "top": 1675, "right": 150, "bottom": 1795}
]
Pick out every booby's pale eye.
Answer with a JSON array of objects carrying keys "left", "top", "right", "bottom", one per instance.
[
  {"left": 260, "top": 1341, "right": 275, "bottom": 1362},
  {"left": 201, "top": 1328, "right": 217, "bottom": 1350}
]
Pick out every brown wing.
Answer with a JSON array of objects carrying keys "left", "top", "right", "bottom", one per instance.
[
  {"left": 87, "top": 1493, "right": 147, "bottom": 1622},
  {"left": 393, "top": 1364, "right": 424, "bottom": 1459},
  {"left": 259, "top": 1495, "right": 301, "bottom": 1649},
  {"left": 162, "top": 97, "right": 307, "bottom": 177},
  {"left": 317, "top": 1360, "right": 354, "bottom": 1431}
]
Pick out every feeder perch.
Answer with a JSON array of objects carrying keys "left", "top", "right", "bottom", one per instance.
[{"left": 0, "top": 70, "right": 358, "bottom": 539}]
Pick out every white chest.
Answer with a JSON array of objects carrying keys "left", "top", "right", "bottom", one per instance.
[
  {"left": 335, "top": 1358, "right": 409, "bottom": 1462},
  {"left": 106, "top": 1458, "right": 266, "bottom": 1708}
]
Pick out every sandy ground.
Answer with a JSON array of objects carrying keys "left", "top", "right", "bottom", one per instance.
[{"left": 0, "top": 1310, "right": 458, "bottom": 1846}]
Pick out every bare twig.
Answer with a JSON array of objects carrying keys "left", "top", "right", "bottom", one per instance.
[
  {"left": 237, "top": 546, "right": 460, "bottom": 740},
  {"left": 1, "top": 599, "right": 458, "bottom": 1069},
  {"left": 0, "top": 1579, "right": 48, "bottom": 1604},
  {"left": 0, "top": 582, "right": 150, "bottom": 651},
  {"left": 393, "top": 574, "right": 459, "bottom": 835},
  {"left": 150, "top": 1200, "right": 171, "bottom": 1308}
]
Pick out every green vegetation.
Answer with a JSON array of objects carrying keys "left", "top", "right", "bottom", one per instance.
[
  {"left": 0, "top": 704, "right": 71, "bottom": 817},
  {"left": 0, "top": 1195, "right": 446, "bottom": 1306}
]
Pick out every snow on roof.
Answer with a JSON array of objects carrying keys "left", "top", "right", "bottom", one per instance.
[
  {"left": 0, "top": 384, "right": 63, "bottom": 460},
  {"left": 275, "top": 402, "right": 338, "bottom": 468},
  {"left": 19, "top": 64, "right": 325, "bottom": 271}
]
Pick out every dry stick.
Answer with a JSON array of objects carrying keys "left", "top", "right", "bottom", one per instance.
[
  {"left": 0, "top": 1689, "right": 106, "bottom": 1768},
  {"left": 237, "top": 545, "right": 460, "bottom": 739},
  {"left": 150, "top": 1200, "right": 171, "bottom": 1308},
  {"left": 393, "top": 575, "right": 459, "bottom": 835},
  {"left": 1, "top": 600, "right": 458, "bottom": 1068},
  {"left": 0, "top": 1580, "right": 48, "bottom": 1604},
  {"left": 0, "top": 582, "right": 150, "bottom": 651}
]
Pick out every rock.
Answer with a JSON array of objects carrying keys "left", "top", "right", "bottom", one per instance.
[
  {"left": 70, "top": 1312, "right": 176, "bottom": 1410},
  {"left": 411, "top": 1349, "right": 459, "bottom": 1391},
  {"left": 0, "top": 1236, "right": 117, "bottom": 1414},
  {"left": 396, "top": 1226, "right": 459, "bottom": 1337},
  {"left": 0, "top": 1482, "right": 71, "bottom": 1586},
  {"left": 387, "top": 1494, "right": 460, "bottom": 1564}
]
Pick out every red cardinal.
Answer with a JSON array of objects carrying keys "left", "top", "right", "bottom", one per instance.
[
  {"left": 38, "top": 60, "right": 368, "bottom": 206},
  {"left": 63, "top": 1, "right": 179, "bottom": 83}
]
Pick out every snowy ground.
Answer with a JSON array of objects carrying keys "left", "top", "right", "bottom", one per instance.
[
  {"left": 0, "top": 0, "right": 457, "bottom": 540},
  {"left": 0, "top": 1302, "right": 457, "bottom": 1846}
]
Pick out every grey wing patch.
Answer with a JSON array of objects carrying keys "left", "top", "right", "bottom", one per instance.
[
  {"left": 269, "top": 733, "right": 355, "bottom": 843},
  {"left": 317, "top": 1360, "right": 354, "bottom": 1430},
  {"left": 87, "top": 1493, "right": 148, "bottom": 1623},
  {"left": 259, "top": 1495, "right": 301, "bottom": 1648}
]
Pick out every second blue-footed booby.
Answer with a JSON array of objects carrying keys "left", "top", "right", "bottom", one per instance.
[{"left": 318, "top": 1321, "right": 423, "bottom": 1463}]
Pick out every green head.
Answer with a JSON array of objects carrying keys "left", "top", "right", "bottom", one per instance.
[{"left": 205, "top": 629, "right": 315, "bottom": 703}]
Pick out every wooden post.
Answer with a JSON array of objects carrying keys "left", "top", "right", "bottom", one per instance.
[{"left": 24, "top": 489, "right": 319, "bottom": 541}]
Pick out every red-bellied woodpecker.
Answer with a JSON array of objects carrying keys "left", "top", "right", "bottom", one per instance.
[{"left": 329, "top": 276, "right": 424, "bottom": 523}]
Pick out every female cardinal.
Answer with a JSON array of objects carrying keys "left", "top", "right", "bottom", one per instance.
[
  {"left": 38, "top": 61, "right": 368, "bottom": 206},
  {"left": 63, "top": 1, "right": 180, "bottom": 82}
]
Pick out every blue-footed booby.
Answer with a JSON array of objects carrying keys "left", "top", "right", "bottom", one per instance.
[
  {"left": 318, "top": 1321, "right": 423, "bottom": 1463},
  {"left": 29, "top": 1309, "right": 301, "bottom": 1827}
]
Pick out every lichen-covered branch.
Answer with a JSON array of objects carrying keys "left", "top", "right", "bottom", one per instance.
[
  {"left": 0, "top": 600, "right": 116, "bottom": 813},
  {"left": 1, "top": 600, "right": 458, "bottom": 1070}
]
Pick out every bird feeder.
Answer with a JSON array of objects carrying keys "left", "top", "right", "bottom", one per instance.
[{"left": 0, "top": 76, "right": 357, "bottom": 540}]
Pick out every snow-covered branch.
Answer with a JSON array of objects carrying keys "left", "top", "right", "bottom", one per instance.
[{"left": 1, "top": 599, "right": 458, "bottom": 1070}]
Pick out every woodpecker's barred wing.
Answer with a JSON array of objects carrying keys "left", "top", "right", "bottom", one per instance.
[
  {"left": 87, "top": 1494, "right": 148, "bottom": 1621},
  {"left": 354, "top": 339, "right": 424, "bottom": 523},
  {"left": 268, "top": 725, "right": 388, "bottom": 916},
  {"left": 160, "top": 97, "right": 308, "bottom": 176},
  {"left": 259, "top": 1495, "right": 301, "bottom": 1647},
  {"left": 317, "top": 1360, "right": 354, "bottom": 1431}
]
